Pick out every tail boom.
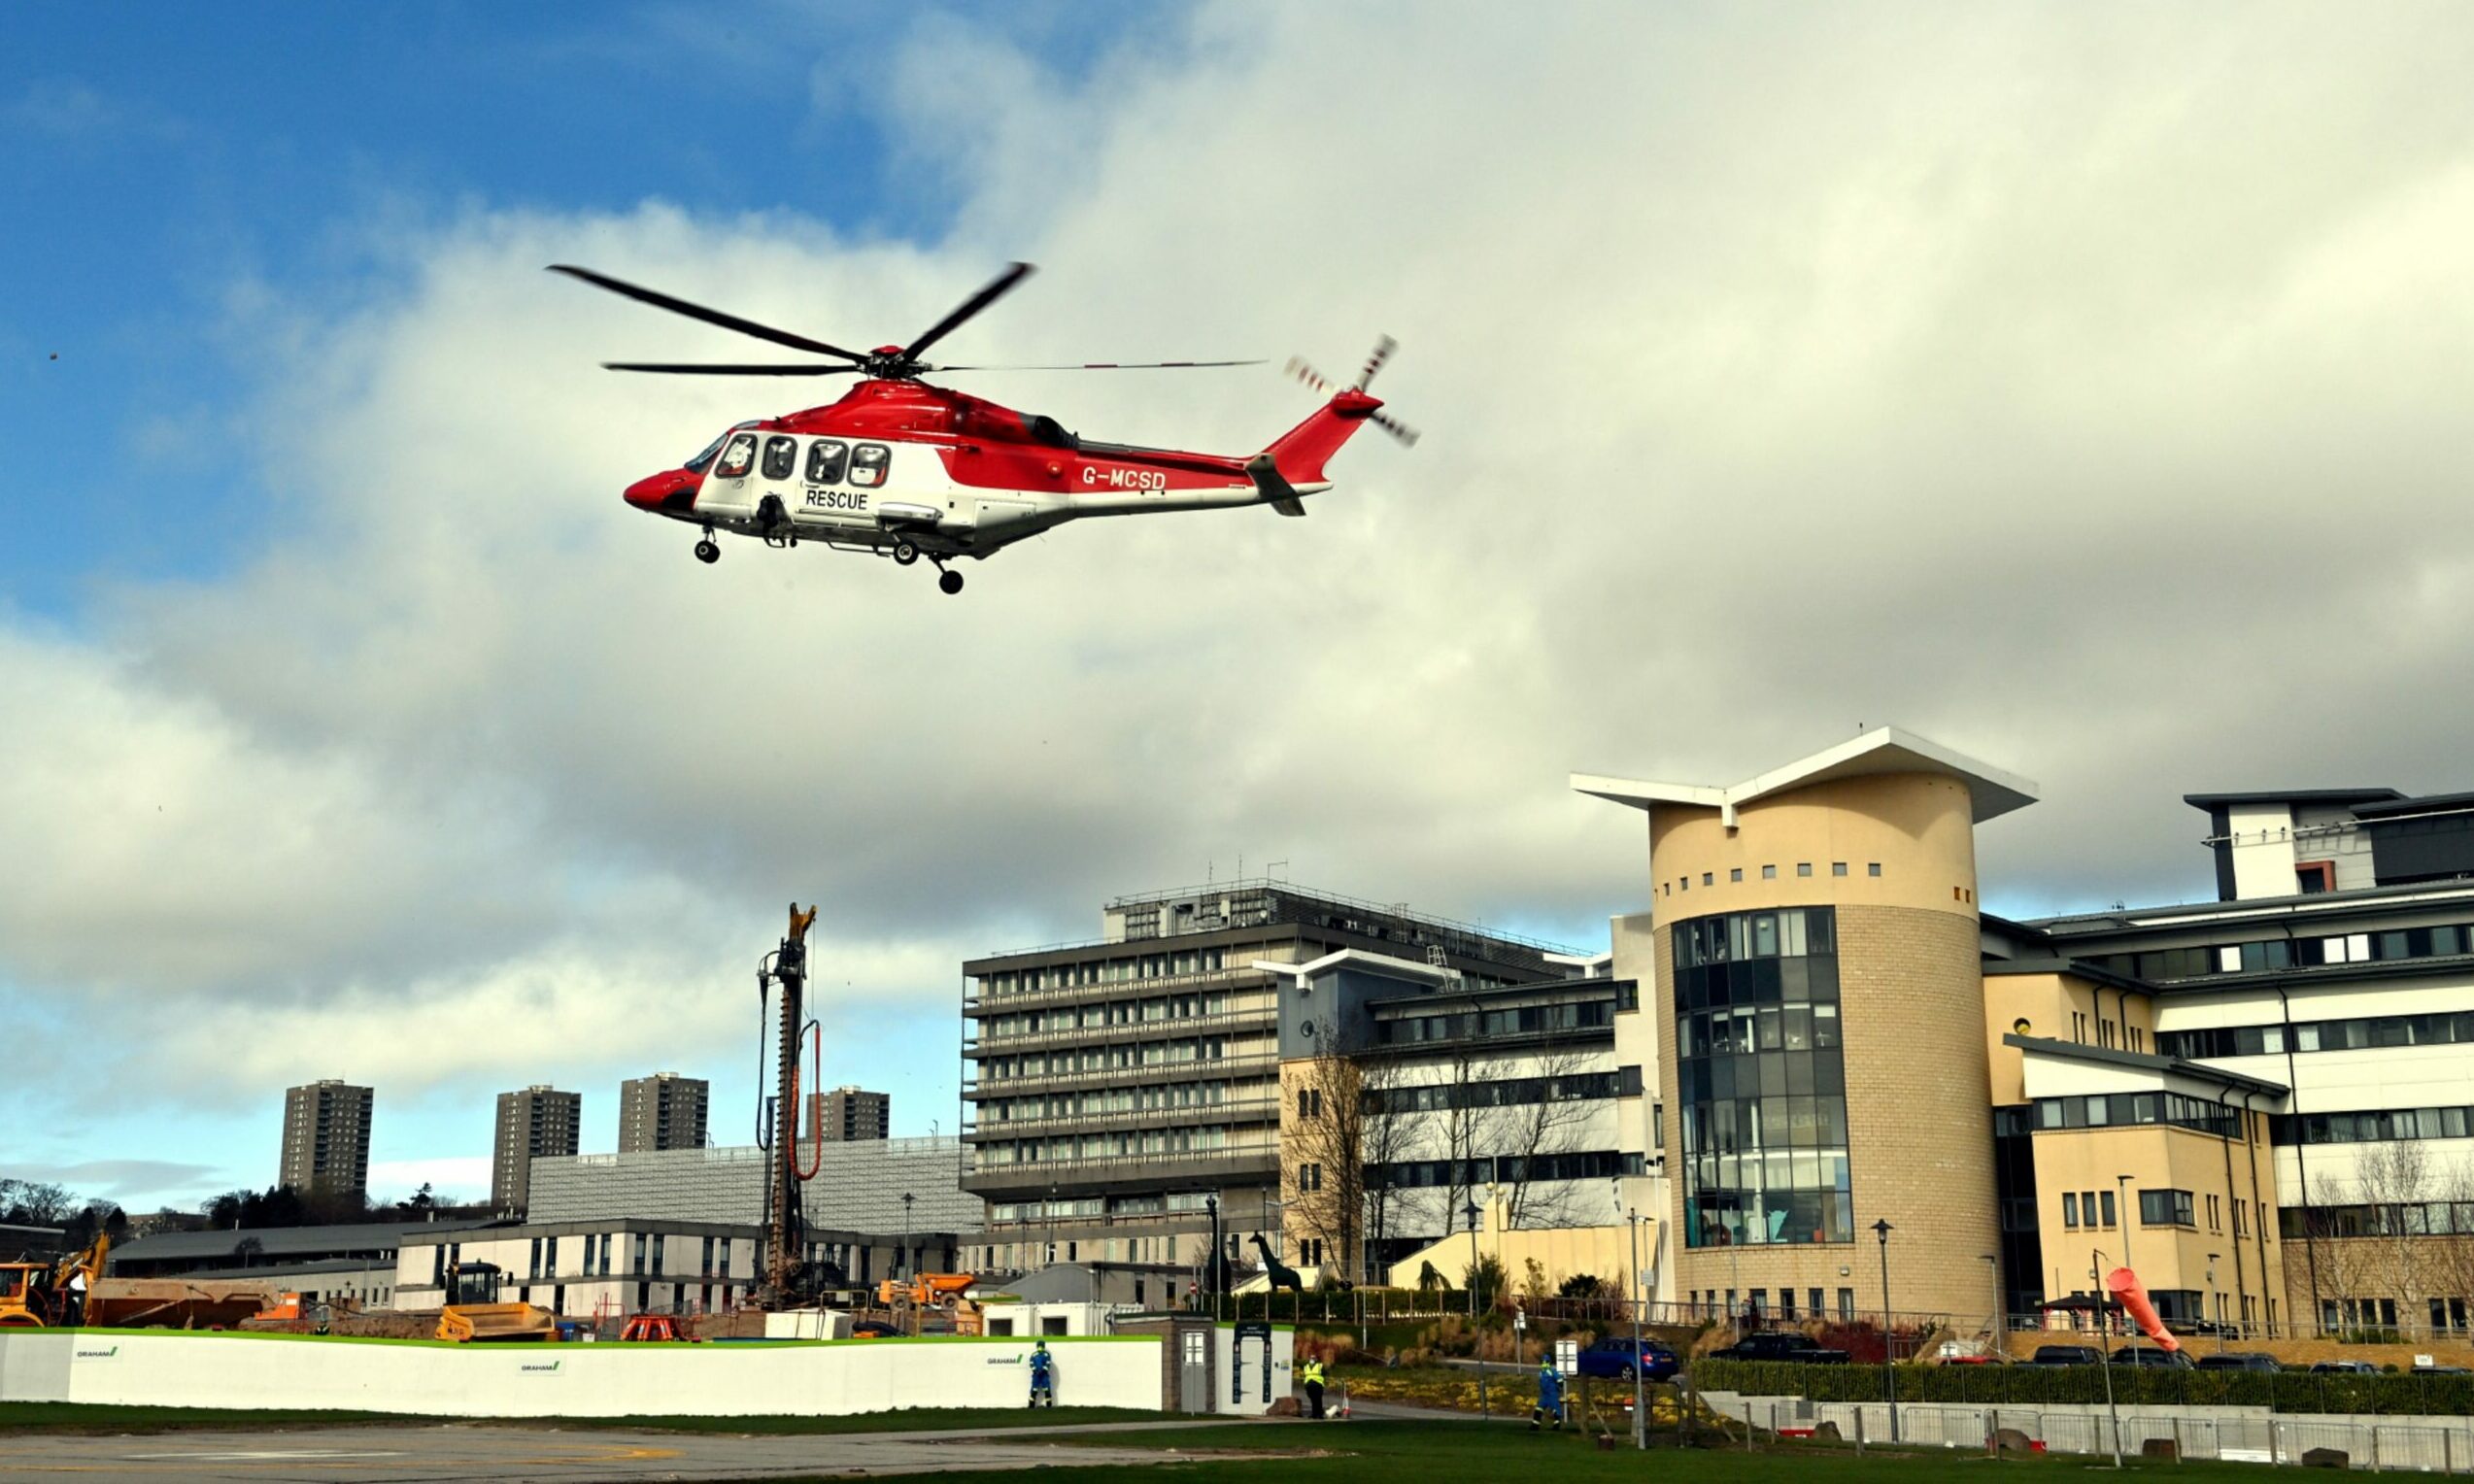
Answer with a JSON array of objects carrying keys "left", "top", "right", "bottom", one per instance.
[{"left": 1264, "top": 388, "right": 1382, "bottom": 487}]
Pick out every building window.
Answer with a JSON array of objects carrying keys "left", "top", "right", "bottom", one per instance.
[
  {"left": 1837, "top": 1288, "right": 1855, "bottom": 1320},
  {"left": 1867, "top": 863, "right": 1881, "bottom": 877},
  {"left": 1831, "top": 862, "right": 1847, "bottom": 877},
  {"left": 2296, "top": 861, "right": 2335, "bottom": 894},
  {"left": 2138, "top": 1190, "right": 2196, "bottom": 1228},
  {"left": 1702, "top": 872, "right": 1713, "bottom": 886},
  {"left": 1797, "top": 863, "right": 1813, "bottom": 877},
  {"left": 1730, "top": 868, "right": 1744, "bottom": 883},
  {"left": 1763, "top": 865, "right": 1778, "bottom": 880},
  {"left": 2062, "top": 1192, "right": 2079, "bottom": 1229},
  {"left": 2097, "top": 1191, "right": 2116, "bottom": 1228}
]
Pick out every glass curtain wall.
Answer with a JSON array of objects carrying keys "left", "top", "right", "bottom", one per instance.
[{"left": 1675, "top": 906, "right": 1853, "bottom": 1247}]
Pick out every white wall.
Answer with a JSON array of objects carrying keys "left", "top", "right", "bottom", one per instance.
[{"left": 0, "top": 1332, "right": 1162, "bottom": 1418}]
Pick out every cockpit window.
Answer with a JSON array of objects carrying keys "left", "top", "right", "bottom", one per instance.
[
  {"left": 683, "top": 432, "right": 729, "bottom": 474},
  {"left": 762, "top": 435, "right": 797, "bottom": 481},
  {"left": 805, "top": 439, "right": 849, "bottom": 485},
  {"left": 713, "top": 433, "right": 758, "bottom": 479}
]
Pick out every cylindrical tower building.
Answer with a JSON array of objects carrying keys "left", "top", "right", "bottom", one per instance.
[{"left": 1576, "top": 729, "right": 2037, "bottom": 1330}]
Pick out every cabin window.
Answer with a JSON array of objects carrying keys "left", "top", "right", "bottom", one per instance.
[
  {"left": 805, "top": 439, "right": 849, "bottom": 485},
  {"left": 849, "top": 443, "right": 891, "bottom": 489},
  {"left": 762, "top": 436, "right": 797, "bottom": 481},
  {"left": 714, "top": 434, "right": 758, "bottom": 479}
]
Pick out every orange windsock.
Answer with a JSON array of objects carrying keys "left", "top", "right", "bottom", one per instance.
[{"left": 2106, "top": 1267, "right": 2181, "bottom": 1353}]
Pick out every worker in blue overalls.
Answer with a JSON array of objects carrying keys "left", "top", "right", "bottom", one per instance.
[
  {"left": 1530, "top": 1357, "right": 1565, "bottom": 1432},
  {"left": 1029, "top": 1339, "right": 1057, "bottom": 1407}
]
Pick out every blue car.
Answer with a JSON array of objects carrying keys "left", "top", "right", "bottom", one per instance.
[{"left": 1576, "top": 1336, "right": 1679, "bottom": 1381}]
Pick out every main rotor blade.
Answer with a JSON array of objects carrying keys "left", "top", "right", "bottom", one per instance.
[
  {"left": 899, "top": 261, "right": 1034, "bottom": 363},
  {"left": 601, "top": 361, "right": 866, "bottom": 376},
  {"left": 932, "top": 358, "right": 1265, "bottom": 372},
  {"left": 548, "top": 265, "right": 866, "bottom": 363}
]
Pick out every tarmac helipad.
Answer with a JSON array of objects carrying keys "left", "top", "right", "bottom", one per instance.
[{"left": 0, "top": 1418, "right": 1250, "bottom": 1484}]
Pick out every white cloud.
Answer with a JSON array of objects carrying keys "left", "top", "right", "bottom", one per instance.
[{"left": 11, "top": 1, "right": 2474, "bottom": 1145}]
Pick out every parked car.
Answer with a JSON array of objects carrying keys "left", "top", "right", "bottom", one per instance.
[
  {"left": 2111, "top": 1345, "right": 2194, "bottom": 1367},
  {"left": 2194, "top": 1353, "right": 2282, "bottom": 1372},
  {"left": 1711, "top": 1332, "right": 1851, "bottom": 1365},
  {"left": 2027, "top": 1344, "right": 2104, "bottom": 1366},
  {"left": 2310, "top": 1360, "right": 2379, "bottom": 1374},
  {"left": 2412, "top": 1364, "right": 2471, "bottom": 1375},
  {"left": 1576, "top": 1336, "right": 1680, "bottom": 1381}
]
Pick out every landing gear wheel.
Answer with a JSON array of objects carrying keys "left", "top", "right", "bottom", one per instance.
[
  {"left": 694, "top": 539, "right": 720, "bottom": 564},
  {"left": 938, "top": 569, "right": 965, "bottom": 595},
  {"left": 893, "top": 540, "right": 920, "bottom": 566}
]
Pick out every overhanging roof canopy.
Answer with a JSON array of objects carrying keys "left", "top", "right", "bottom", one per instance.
[{"left": 1574, "top": 726, "right": 2038, "bottom": 826}]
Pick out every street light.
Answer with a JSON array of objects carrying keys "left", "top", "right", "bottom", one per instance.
[
  {"left": 1612, "top": 1182, "right": 1647, "bottom": 1450},
  {"left": 1465, "top": 1197, "right": 1489, "bottom": 1416},
  {"left": 2207, "top": 1253, "right": 2222, "bottom": 1353},
  {"left": 2115, "top": 1174, "right": 2136, "bottom": 1288},
  {"left": 1873, "top": 1219, "right": 1896, "bottom": 1442},
  {"left": 2092, "top": 1249, "right": 2123, "bottom": 1469}
]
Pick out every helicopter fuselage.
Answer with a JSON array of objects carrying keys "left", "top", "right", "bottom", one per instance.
[{"left": 624, "top": 377, "right": 1367, "bottom": 572}]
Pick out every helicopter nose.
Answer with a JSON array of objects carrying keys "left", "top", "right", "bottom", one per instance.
[{"left": 624, "top": 468, "right": 698, "bottom": 516}]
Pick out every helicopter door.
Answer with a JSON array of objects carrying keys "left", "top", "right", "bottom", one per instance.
[{"left": 702, "top": 432, "right": 760, "bottom": 518}]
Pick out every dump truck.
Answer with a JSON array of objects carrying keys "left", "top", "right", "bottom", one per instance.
[
  {"left": 433, "top": 1261, "right": 559, "bottom": 1342},
  {"left": 874, "top": 1272, "right": 984, "bottom": 1335}
]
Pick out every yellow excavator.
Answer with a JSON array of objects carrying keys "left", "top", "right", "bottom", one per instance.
[
  {"left": 0, "top": 1233, "right": 107, "bottom": 1328},
  {"left": 434, "top": 1261, "right": 559, "bottom": 1342}
]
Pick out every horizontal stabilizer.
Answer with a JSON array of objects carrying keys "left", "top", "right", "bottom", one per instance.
[{"left": 1243, "top": 453, "right": 1308, "bottom": 517}]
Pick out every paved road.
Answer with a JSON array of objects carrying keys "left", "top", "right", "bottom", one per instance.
[{"left": 0, "top": 1418, "right": 1260, "bottom": 1484}]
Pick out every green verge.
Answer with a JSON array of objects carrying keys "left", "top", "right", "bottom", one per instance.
[
  {"left": 1691, "top": 1357, "right": 2474, "bottom": 1416},
  {"left": 0, "top": 1401, "right": 1164, "bottom": 1436}
]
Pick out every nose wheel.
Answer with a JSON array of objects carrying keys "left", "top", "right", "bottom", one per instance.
[
  {"left": 938, "top": 568, "right": 965, "bottom": 595},
  {"left": 694, "top": 535, "right": 720, "bottom": 564}
]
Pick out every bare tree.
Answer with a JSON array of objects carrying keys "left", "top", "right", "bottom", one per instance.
[
  {"left": 1435, "top": 1037, "right": 1495, "bottom": 1244},
  {"left": 1492, "top": 1045, "right": 1598, "bottom": 1229},
  {"left": 2423, "top": 1162, "right": 2474, "bottom": 1335},
  {"left": 2356, "top": 1139, "right": 2432, "bottom": 1330},
  {"left": 1286, "top": 1053, "right": 1370, "bottom": 1281},
  {"left": 1356, "top": 1056, "right": 1416, "bottom": 1281}
]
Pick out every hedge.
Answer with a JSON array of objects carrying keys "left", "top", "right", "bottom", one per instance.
[{"left": 1689, "top": 1358, "right": 2474, "bottom": 1417}]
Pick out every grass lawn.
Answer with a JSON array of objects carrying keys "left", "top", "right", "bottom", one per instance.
[
  {"left": 0, "top": 1401, "right": 1162, "bottom": 1436},
  {"left": 1004, "top": 1418, "right": 2281, "bottom": 1484}
]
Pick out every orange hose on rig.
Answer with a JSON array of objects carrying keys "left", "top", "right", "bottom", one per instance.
[{"left": 792, "top": 1018, "right": 825, "bottom": 1180}]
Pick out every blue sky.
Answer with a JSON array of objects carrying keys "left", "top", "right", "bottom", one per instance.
[
  {"left": 10, "top": 3, "right": 2470, "bottom": 1217},
  {"left": 0, "top": 0, "right": 1172, "bottom": 1206}
]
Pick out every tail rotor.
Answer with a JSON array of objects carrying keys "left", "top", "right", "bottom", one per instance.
[{"left": 1286, "top": 337, "right": 1418, "bottom": 447}]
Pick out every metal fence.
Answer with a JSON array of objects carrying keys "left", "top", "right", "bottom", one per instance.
[{"left": 1729, "top": 1394, "right": 2474, "bottom": 1468}]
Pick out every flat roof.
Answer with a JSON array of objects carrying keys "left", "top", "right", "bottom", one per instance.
[
  {"left": 111, "top": 1218, "right": 502, "bottom": 1264},
  {"left": 2184, "top": 789, "right": 2403, "bottom": 812},
  {"left": 1576, "top": 726, "right": 2037, "bottom": 826}
]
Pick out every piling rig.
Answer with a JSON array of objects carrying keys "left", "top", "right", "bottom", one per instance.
[{"left": 759, "top": 903, "right": 819, "bottom": 1306}]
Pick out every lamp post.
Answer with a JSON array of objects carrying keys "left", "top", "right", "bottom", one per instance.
[
  {"left": 1980, "top": 1252, "right": 2001, "bottom": 1353},
  {"left": 2093, "top": 1249, "right": 2122, "bottom": 1468},
  {"left": 2207, "top": 1253, "right": 2222, "bottom": 1354},
  {"left": 1873, "top": 1219, "right": 1896, "bottom": 1442},
  {"left": 1465, "top": 1197, "right": 1488, "bottom": 1416},
  {"left": 1628, "top": 1204, "right": 1647, "bottom": 1449},
  {"left": 1205, "top": 1194, "right": 1221, "bottom": 1319},
  {"left": 2115, "top": 1173, "right": 2136, "bottom": 1286}
]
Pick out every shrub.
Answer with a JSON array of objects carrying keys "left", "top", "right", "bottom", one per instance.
[{"left": 1688, "top": 1357, "right": 2474, "bottom": 1416}]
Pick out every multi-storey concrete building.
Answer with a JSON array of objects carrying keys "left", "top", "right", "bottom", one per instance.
[
  {"left": 1578, "top": 728, "right": 2474, "bottom": 1342},
  {"left": 278, "top": 1079, "right": 374, "bottom": 1198},
  {"left": 960, "top": 882, "right": 1576, "bottom": 1279},
  {"left": 809, "top": 1086, "right": 890, "bottom": 1142},
  {"left": 491, "top": 1085, "right": 583, "bottom": 1213},
  {"left": 619, "top": 1072, "right": 708, "bottom": 1153}
]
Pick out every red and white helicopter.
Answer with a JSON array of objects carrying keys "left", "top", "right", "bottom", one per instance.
[{"left": 554, "top": 261, "right": 1415, "bottom": 593}]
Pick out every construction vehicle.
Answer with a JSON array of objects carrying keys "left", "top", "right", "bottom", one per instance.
[
  {"left": 1, "top": 1234, "right": 276, "bottom": 1330},
  {"left": 433, "top": 1261, "right": 559, "bottom": 1343},
  {"left": 875, "top": 1272, "right": 984, "bottom": 1335}
]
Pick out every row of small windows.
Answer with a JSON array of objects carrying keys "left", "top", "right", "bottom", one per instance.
[
  {"left": 979, "top": 1126, "right": 1238, "bottom": 1164},
  {"left": 985, "top": 1081, "right": 1239, "bottom": 1123},
  {"left": 1374, "top": 997, "right": 1617, "bottom": 1045},
  {"left": 1375, "top": 1150, "right": 1644, "bottom": 1189},
  {"left": 2084, "top": 923, "right": 2474, "bottom": 985},
  {"left": 1664, "top": 863, "right": 1878, "bottom": 898},
  {"left": 1364, "top": 1066, "right": 1640, "bottom": 1114},
  {"left": 2022, "top": 1092, "right": 2242, "bottom": 1140},
  {"left": 979, "top": 992, "right": 1236, "bottom": 1039},
  {"left": 2161, "top": 1011, "right": 2474, "bottom": 1061},
  {"left": 711, "top": 433, "right": 896, "bottom": 488},
  {"left": 977, "top": 1036, "right": 1242, "bottom": 1081},
  {"left": 2273, "top": 1104, "right": 2474, "bottom": 1146},
  {"left": 978, "top": 948, "right": 1234, "bottom": 997},
  {"left": 2284, "top": 1201, "right": 2474, "bottom": 1240}
]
